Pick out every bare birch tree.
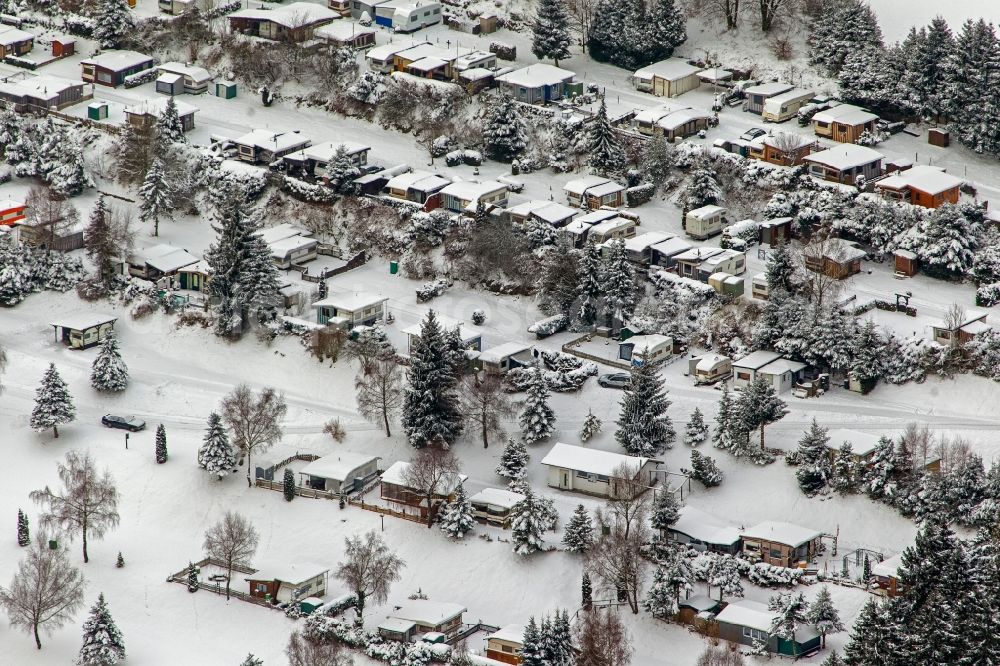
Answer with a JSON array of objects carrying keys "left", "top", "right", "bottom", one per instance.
[
  {"left": 30, "top": 451, "right": 120, "bottom": 564},
  {"left": 203, "top": 511, "right": 259, "bottom": 601},
  {"left": 460, "top": 373, "right": 515, "bottom": 449},
  {"left": 220, "top": 384, "right": 288, "bottom": 486},
  {"left": 402, "top": 448, "right": 463, "bottom": 528},
  {"left": 586, "top": 521, "right": 649, "bottom": 614},
  {"left": 0, "top": 534, "right": 86, "bottom": 649},
  {"left": 574, "top": 607, "right": 633, "bottom": 666},
  {"left": 355, "top": 358, "right": 403, "bottom": 437},
  {"left": 23, "top": 184, "right": 78, "bottom": 250},
  {"left": 567, "top": 0, "right": 598, "bottom": 51},
  {"left": 334, "top": 530, "right": 404, "bottom": 619},
  {"left": 604, "top": 463, "right": 651, "bottom": 540}
]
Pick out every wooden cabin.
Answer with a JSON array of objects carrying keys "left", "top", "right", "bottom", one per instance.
[
  {"left": 0, "top": 74, "right": 86, "bottom": 114},
  {"left": 871, "top": 554, "right": 903, "bottom": 598},
  {"left": 124, "top": 244, "right": 199, "bottom": 283},
  {"left": 668, "top": 506, "right": 740, "bottom": 554},
  {"left": 81, "top": 50, "right": 154, "bottom": 88},
  {"left": 485, "top": 624, "right": 525, "bottom": 664},
  {"left": 124, "top": 98, "right": 198, "bottom": 133},
  {"left": 716, "top": 600, "right": 821, "bottom": 657},
  {"left": 803, "top": 144, "right": 884, "bottom": 185},
  {"left": 315, "top": 21, "right": 376, "bottom": 48},
  {"left": 893, "top": 249, "right": 918, "bottom": 277},
  {"left": 874, "top": 165, "right": 962, "bottom": 209},
  {"left": 540, "top": 442, "right": 661, "bottom": 498},
  {"left": 740, "top": 521, "right": 822, "bottom": 568},
  {"left": 803, "top": 238, "right": 867, "bottom": 279},
  {"left": 563, "top": 176, "right": 626, "bottom": 210},
  {"left": 811, "top": 104, "right": 878, "bottom": 143},
  {"left": 379, "top": 461, "right": 467, "bottom": 521},
  {"left": 245, "top": 563, "right": 329, "bottom": 604},
  {"left": 0, "top": 25, "right": 33, "bottom": 58},
  {"left": 234, "top": 129, "right": 311, "bottom": 164},
  {"left": 632, "top": 59, "right": 701, "bottom": 97},
  {"left": 469, "top": 487, "right": 525, "bottom": 528},
  {"left": 495, "top": 64, "right": 574, "bottom": 105},
  {"left": 758, "top": 217, "right": 792, "bottom": 247},
  {"left": 228, "top": 2, "right": 338, "bottom": 41},
  {"left": 378, "top": 600, "right": 466, "bottom": 641},
  {"left": 677, "top": 596, "right": 722, "bottom": 627},
  {"left": 51, "top": 314, "right": 118, "bottom": 350},
  {"left": 747, "top": 134, "right": 817, "bottom": 167},
  {"left": 506, "top": 200, "right": 578, "bottom": 228},
  {"left": 931, "top": 311, "right": 992, "bottom": 347}
]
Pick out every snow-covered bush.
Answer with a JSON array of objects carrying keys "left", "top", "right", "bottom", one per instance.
[
  {"left": 489, "top": 41, "right": 516, "bottom": 61},
  {"left": 626, "top": 183, "right": 655, "bottom": 207},
  {"left": 748, "top": 562, "right": 803, "bottom": 587},
  {"left": 283, "top": 176, "right": 336, "bottom": 203},
  {"left": 527, "top": 313, "right": 568, "bottom": 337},
  {"left": 416, "top": 278, "right": 450, "bottom": 302},
  {"left": 123, "top": 68, "right": 158, "bottom": 88}
]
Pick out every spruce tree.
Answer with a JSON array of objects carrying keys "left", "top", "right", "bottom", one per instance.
[
  {"left": 531, "top": 0, "right": 572, "bottom": 67},
  {"left": 402, "top": 311, "right": 464, "bottom": 448},
  {"left": 283, "top": 468, "right": 295, "bottom": 501},
  {"left": 791, "top": 419, "right": 832, "bottom": 495},
  {"left": 840, "top": 598, "right": 895, "bottom": 666},
  {"left": 683, "top": 407, "right": 708, "bottom": 446},
  {"left": 580, "top": 409, "right": 603, "bottom": 442},
  {"left": 83, "top": 195, "right": 116, "bottom": 288},
  {"left": 587, "top": 98, "right": 626, "bottom": 177},
  {"left": 850, "top": 321, "right": 885, "bottom": 392},
  {"left": 510, "top": 487, "right": 553, "bottom": 555},
  {"left": 764, "top": 241, "right": 797, "bottom": 295},
  {"left": 689, "top": 450, "right": 723, "bottom": 487},
  {"left": 712, "top": 384, "right": 737, "bottom": 451},
  {"left": 576, "top": 241, "right": 604, "bottom": 327},
  {"left": 901, "top": 17, "right": 956, "bottom": 121},
  {"left": 768, "top": 592, "right": 810, "bottom": 659},
  {"left": 115, "top": 552, "right": 124, "bottom": 568},
  {"left": 650, "top": 489, "right": 680, "bottom": 531},
  {"left": 90, "top": 333, "right": 128, "bottom": 393},
  {"left": 496, "top": 437, "right": 529, "bottom": 481},
  {"left": 439, "top": 482, "right": 475, "bottom": 539},
  {"left": 681, "top": 166, "right": 722, "bottom": 210},
  {"left": 17, "top": 509, "right": 29, "bottom": 547},
  {"left": 604, "top": 239, "right": 636, "bottom": 327},
  {"left": 615, "top": 360, "right": 674, "bottom": 456},
  {"left": 519, "top": 366, "right": 556, "bottom": 445},
  {"left": 708, "top": 555, "right": 743, "bottom": 601},
  {"left": 831, "top": 442, "right": 860, "bottom": 494},
  {"left": 807, "top": 586, "right": 844, "bottom": 649},
  {"left": 562, "top": 504, "right": 594, "bottom": 553},
  {"left": 736, "top": 375, "right": 787, "bottom": 454},
  {"left": 865, "top": 435, "right": 897, "bottom": 500},
  {"left": 92, "top": 0, "right": 135, "bottom": 49},
  {"left": 30, "top": 363, "right": 75, "bottom": 438},
  {"left": 138, "top": 156, "right": 172, "bottom": 237},
  {"left": 186, "top": 562, "right": 199, "bottom": 592},
  {"left": 822, "top": 652, "right": 844, "bottom": 666},
  {"left": 154, "top": 424, "right": 167, "bottom": 464},
  {"left": 549, "top": 610, "right": 573, "bottom": 666},
  {"left": 198, "top": 412, "right": 236, "bottom": 480},
  {"left": 643, "top": 564, "right": 678, "bottom": 619},
  {"left": 155, "top": 96, "right": 185, "bottom": 145},
  {"left": 482, "top": 89, "right": 527, "bottom": 163},
  {"left": 582, "top": 572, "right": 593, "bottom": 607},
  {"left": 239, "top": 655, "right": 263, "bottom": 666},
  {"left": 521, "top": 617, "right": 544, "bottom": 666},
  {"left": 807, "top": 0, "right": 884, "bottom": 75},
  {"left": 77, "top": 593, "right": 125, "bottom": 666}
]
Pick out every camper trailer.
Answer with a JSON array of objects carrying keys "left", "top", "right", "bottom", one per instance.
[
  {"left": 684, "top": 205, "right": 727, "bottom": 240},
  {"left": 751, "top": 273, "right": 769, "bottom": 299},
  {"left": 761, "top": 89, "right": 814, "bottom": 123},
  {"left": 688, "top": 353, "right": 732, "bottom": 384}
]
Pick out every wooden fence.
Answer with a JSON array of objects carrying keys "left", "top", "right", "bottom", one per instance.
[
  {"left": 256, "top": 477, "right": 342, "bottom": 501},
  {"left": 166, "top": 558, "right": 276, "bottom": 608},
  {"left": 561, "top": 335, "right": 632, "bottom": 371},
  {"left": 349, "top": 498, "right": 426, "bottom": 525}
]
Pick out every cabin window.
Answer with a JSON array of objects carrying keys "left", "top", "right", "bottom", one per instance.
[
  {"left": 501, "top": 646, "right": 513, "bottom": 653},
  {"left": 596, "top": 474, "right": 609, "bottom": 483},
  {"left": 770, "top": 548, "right": 782, "bottom": 558},
  {"left": 737, "top": 371, "right": 750, "bottom": 381},
  {"left": 254, "top": 583, "right": 268, "bottom": 594}
]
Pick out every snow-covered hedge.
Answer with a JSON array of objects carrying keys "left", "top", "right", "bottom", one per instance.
[
  {"left": 0, "top": 242, "right": 86, "bottom": 306},
  {"left": 489, "top": 41, "right": 515, "bottom": 61},
  {"left": 505, "top": 352, "right": 597, "bottom": 393},
  {"left": 626, "top": 183, "right": 655, "bottom": 207},
  {"left": 416, "top": 278, "right": 450, "bottom": 302},
  {"left": 123, "top": 68, "right": 158, "bottom": 89},
  {"left": 527, "top": 313, "right": 568, "bottom": 337},
  {"left": 746, "top": 562, "right": 803, "bottom": 587},
  {"left": 283, "top": 176, "right": 336, "bottom": 204}
]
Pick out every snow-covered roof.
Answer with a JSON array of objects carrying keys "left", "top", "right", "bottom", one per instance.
[
  {"left": 540, "top": 442, "right": 656, "bottom": 476},
  {"left": 496, "top": 63, "right": 575, "bottom": 88},
  {"left": 51, "top": 312, "right": 118, "bottom": 331},
  {"left": 256, "top": 223, "right": 311, "bottom": 245},
  {"left": 620, "top": 232, "right": 672, "bottom": 252},
  {"left": 875, "top": 165, "right": 963, "bottom": 196},
  {"left": 650, "top": 237, "right": 692, "bottom": 256},
  {"left": 688, "top": 204, "right": 725, "bottom": 219},
  {"left": 588, "top": 181, "right": 625, "bottom": 197},
  {"left": 673, "top": 247, "right": 725, "bottom": 263},
  {"left": 508, "top": 200, "right": 577, "bottom": 224},
  {"left": 807, "top": 237, "right": 867, "bottom": 262},
  {"left": 576, "top": 209, "right": 619, "bottom": 224},
  {"left": 804, "top": 144, "right": 883, "bottom": 171},
  {"left": 469, "top": 487, "right": 525, "bottom": 509},
  {"left": 694, "top": 353, "right": 730, "bottom": 372},
  {"left": 699, "top": 249, "right": 744, "bottom": 268},
  {"left": 633, "top": 103, "right": 685, "bottom": 125},
  {"left": 931, "top": 310, "right": 988, "bottom": 331},
  {"left": 758, "top": 358, "right": 807, "bottom": 376},
  {"left": 441, "top": 180, "right": 506, "bottom": 201},
  {"left": 380, "top": 461, "right": 467, "bottom": 491},
  {"left": 366, "top": 41, "right": 423, "bottom": 62},
  {"left": 459, "top": 67, "right": 494, "bottom": 82},
  {"left": 656, "top": 108, "right": 712, "bottom": 130},
  {"left": 478, "top": 341, "right": 533, "bottom": 364},
  {"left": 716, "top": 600, "right": 774, "bottom": 632},
  {"left": 247, "top": 561, "right": 328, "bottom": 584},
  {"left": 286, "top": 140, "right": 370, "bottom": 163},
  {"left": 0, "top": 75, "right": 83, "bottom": 102},
  {"left": 696, "top": 68, "right": 732, "bottom": 82},
  {"left": 268, "top": 234, "right": 317, "bottom": 258},
  {"left": 407, "top": 56, "right": 448, "bottom": 72},
  {"left": 588, "top": 216, "right": 634, "bottom": 235},
  {"left": 486, "top": 624, "right": 526, "bottom": 644},
  {"left": 395, "top": 42, "right": 474, "bottom": 64},
  {"left": 157, "top": 61, "right": 213, "bottom": 84},
  {"left": 962, "top": 319, "right": 992, "bottom": 335},
  {"left": 0, "top": 26, "right": 34, "bottom": 46},
  {"left": 621, "top": 334, "right": 671, "bottom": 352},
  {"left": 894, "top": 249, "right": 917, "bottom": 260},
  {"left": 312, "top": 291, "right": 386, "bottom": 311},
  {"left": 751, "top": 133, "right": 816, "bottom": 151},
  {"left": 81, "top": 49, "right": 154, "bottom": 72},
  {"left": 386, "top": 170, "right": 450, "bottom": 192},
  {"left": 299, "top": 452, "right": 380, "bottom": 481},
  {"left": 634, "top": 59, "right": 700, "bottom": 82},
  {"left": 562, "top": 220, "right": 592, "bottom": 236},
  {"left": 733, "top": 350, "right": 782, "bottom": 370},
  {"left": 389, "top": 600, "right": 467, "bottom": 626},
  {"left": 743, "top": 82, "right": 793, "bottom": 97},
  {"left": 812, "top": 103, "right": 878, "bottom": 126},
  {"left": 132, "top": 244, "right": 200, "bottom": 273},
  {"left": 235, "top": 129, "right": 310, "bottom": 152},
  {"left": 125, "top": 97, "right": 199, "bottom": 118},
  {"left": 871, "top": 553, "right": 903, "bottom": 578},
  {"left": 452, "top": 50, "right": 494, "bottom": 70},
  {"left": 315, "top": 21, "right": 376, "bottom": 41},
  {"left": 378, "top": 617, "right": 417, "bottom": 632},
  {"left": 229, "top": 2, "right": 338, "bottom": 27},
  {"left": 741, "top": 521, "right": 822, "bottom": 548},
  {"left": 762, "top": 88, "right": 813, "bottom": 110},
  {"left": 678, "top": 595, "right": 721, "bottom": 612},
  {"left": 157, "top": 72, "right": 183, "bottom": 85},
  {"left": 402, "top": 314, "right": 479, "bottom": 343},
  {"left": 0, "top": 198, "right": 24, "bottom": 209}
]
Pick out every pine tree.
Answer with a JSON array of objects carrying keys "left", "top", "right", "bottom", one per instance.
[
  {"left": 579, "top": 409, "right": 603, "bottom": 442},
  {"left": 83, "top": 195, "right": 117, "bottom": 287},
  {"left": 496, "top": 437, "right": 529, "bottom": 481},
  {"left": 519, "top": 366, "right": 556, "bottom": 445},
  {"left": 482, "top": 89, "right": 526, "bottom": 163},
  {"left": 650, "top": 489, "right": 680, "bottom": 531},
  {"left": 154, "top": 424, "right": 168, "bottom": 464},
  {"left": 807, "top": 0, "right": 884, "bottom": 75},
  {"left": 239, "top": 655, "right": 263, "bottom": 666},
  {"left": 155, "top": 96, "right": 185, "bottom": 145},
  {"left": 850, "top": 321, "right": 885, "bottom": 392},
  {"left": 865, "top": 435, "right": 897, "bottom": 500},
  {"left": 736, "top": 375, "right": 787, "bottom": 454},
  {"left": 830, "top": 442, "right": 860, "bottom": 494},
  {"left": 402, "top": 311, "right": 464, "bottom": 448},
  {"left": 549, "top": 610, "right": 573, "bottom": 666},
  {"left": 531, "top": 0, "right": 572, "bottom": 66},
  {"left": 764, "top": 241, "right": 797, "bottom": 295},
  {"left": 807, "top": 586, "right": 844, "bottom": 649},
  {"left": 587, "top": 98, "right": 626, "bottom": 177},
  {"left": 604, "top": 239, "right": 636, "bottom": 328},
  {"left": 561, "top": 504, "right": 594, "bottom": 553},
  {"left": 643, "top": 563, "right": 678, "bottom": 619},
  {"left": 282, "top": 468, "right": 295, "bottom": 501},
  {"left": 791, "top": 419, "right": 832, "bottom": 495},
  {"left": 115, "top": 552, "right": 124, "bottom": 568},
  {"left": 198, "top": 412, "right": 237, "bottom": 480},
  {"left": 186, "top": 562, "right": 199, "bottom": 592},
  {"left": 708, "top": 555, "right": 743, "bottom": 601},
  {"left": 681, "top": 166, "right": 722, "bottom": 210},
  {"left": 689, "top": 450, "right": 723, "bottom": 487},
  {"left": 615, "top": 360, "right": 674, "bottom": 456},
  {"left": 768, "top": 592, "right": 810, "bottom": 658},
  {"left": 683, "top": 408, "right": 708, "bottom": 446},
  {"left": 138, "top": 157, "right": 172, "bottom": 237},
  {"left": 510, "top": 487, "right": 552, "bottom": 555},
  {"left": 900, "top": 204, "right": 980, "bottom": 277},
  {"left": 76, "top": 593, "right": 125, "bottom": 666},
  {"left": 439, "top": 482, "right": 475, "bottom": 539},
  {"left": 92, "top": 0, "right": 135, "bottom": 49},
  {"left": 576, "top": 241, "right": 604, "bottom": 327},
  {"left": 712, "top": 384, "right": 738, "bottom": 451},
  {"left": 581, "top": 572, "right": 593, "bottom": 608},
  {"left": 30, "top": 363, "right": 75, "bottom": 438},
  {"left": 521, "top": 617, "right": 544, "bottom": 666},
  {"left": 901, "top": 17, "right": 956, "bottom": 121},
  {"left": 649, "top": 0, "right": 686, "bottom": 56},
  {"left": 588, "top": 0, "right": 684, "bottom": 69},
  {"left": 839, "top": 598, "right": 896, "bottom": 666},
  {"left": 17, "top": 509, "right": 29, "bottom": 547},
  {"left": 822, "top": 651, "right": 844, "bottom": 666},
  {"left": 90, "top": 333, "right": 128, "bottom": 393}
]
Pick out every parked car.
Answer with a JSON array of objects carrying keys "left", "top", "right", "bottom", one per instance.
[
  {"left": 598, "top": 372, "right": 631, "bottom": 389},
  {"left": 101, "top": 414, "right": 146, "bottom": 432},
  {"left": 739, "top": 128, "right": 766, "bottom": 141}
]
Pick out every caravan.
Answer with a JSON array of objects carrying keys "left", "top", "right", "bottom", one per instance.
[{"left": 761, "top": 89, "right": 814, "bottom": 123}]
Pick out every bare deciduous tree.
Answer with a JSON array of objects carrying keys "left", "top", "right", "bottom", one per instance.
[
  {"left": 770, "top": 132, "right": 808, "bottom": 166},
  {"left": 757, "top": 0, "right": 798, "bottom": 32},
  {"left": 461, "top": 373, "right": 515, "bottom": 449},
  {"left": 604, "top": 463, "right": 651, "bottom": 540},
  {"left": 574, "top": 607, "right": 633, "bottom": 666},
  {"left": 355, "top": 358, "right": 403, "bottom": 437},
  {"left": 402, "top": 448, "right": 463, "bottom": 528},
  {"left": 30, "top": 451, "right": 120, "bottom": 564},
  {"left": 798, "top": 232, "right": 845, "bottom": 309},
  {"left": 203, "top": 511, "right": 259, "bottom": 601},
  {"left": 567, "top": 0, "right": 598, "bottom": 51},
  {"left": 220, "top": 384, "right": 288, "bottom": 487},
  {"left": 696, "top": 644, "right": 746, "bottom": 666},
  {"left": 586, "top": 521, "right": 649, "bottom": 614},
  {"left": 0, "top": 534, "right": 86, "bottom": 649},
  {"left": 697, "top": 0, "right": 743, "bottom": 30},
  {"left": 286, "top": 629, "right": 351, "bottom": 666},
  {"left": 334, "top": 530, "right": 404, "bottom": 619},
  {"left": 23, "top": 184, "right": 79, "bottom": 250}
]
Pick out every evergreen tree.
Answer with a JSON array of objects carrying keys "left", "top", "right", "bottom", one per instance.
[
  {"left": 649, "top": 0, "right": 686, "bottom": 55},
  {"left": 588, "top": 0, "right": 685, "bottom": 69},
  {"left": 900, "top": 204, "right": 980, "bottom": 277},
  {"left": 650, "top": 489, "right": 680, "bottom": 531},
  {"left": 519, "top": 366, "right": 556, "bottom": 445},
  {"left": 83, "top": 195, "right": 117, "bottom": 287},
  {"left": 681, "top": 166, "right": 722, "bottom": 210},
  {"left": 17, "top": 509, "right": 29, "bottom": 547},
  {"left": 643, "top": 563, "right": 679, "bottom": 619},
  {"left": 838, "top": 45, "right": 908, "bottom": 117},
  {"left": 603, "top": 239, "right": 636, "bottom": 327},
  {"left": 736, "top": 375, "right": 787, "bottom": 453},
  {"left": 830, "top": 442, "right": 860, "bottom": 494},
  {"left": 708, "top": 555, "right": 743, "bottom": 601},
  {"left": 615, "top": 360, "right": 674, "bottom": 456},
  {"left": 482, "top": 89, "right": 526, "bottom": 163},
  {"left": 865, "top": 435, "right": 897, "bottom": 500},
  {"left": 581, "top": 572, "right": 593, "bottom": 608},
  {"left": 688, "top": 450, "right": 723, "bottom": 487},
  {"left": 155, "top": 96, "right": 185, "bottom": 146},
  {"left": 30, "top": 363, "right": 75, "bottom": 438},
  {"left": 944, "top": 19, "right": 996, "bottom": 144},
  {"left": 138, "top": 159, "right": 171, "bottom": 238},
  {"left": 587, "top": 99, "right": 626, "bottom": 177},
  {"left": 768, "top": 592, "right": 810, "bottom": 658},
  {"left": 186, "top": 562, "right": 199, "bottom": 592},
  {"left": 791, "top": 419, "right": 832, "bottom": 495},
  {"left": 239, "top": 655, "right": 262, "bottom": 666},
  {"left": 76, "top": 593, "right": 125, "bottom": 666},
  {"left": 439, "top": 482, "right": 475, "bottom": 539},
  {"left": 901, "top": 17, "right": 957, "bottom": 120},
  {"left": 580, "top": 409, "right": 603, "bottom": 442},
  {"left": 154, "top": 424, "right": 168, "bottom": 464},
  {"left": 764, "top": 241, "right": 797, "bottom": 295},
  {"left": 402, "top": 311, "right": 464, "bottom": 448},
  {"left": 841, "top": 598, "right": 895, "bottom": 666},
  {"left": 807, "top": 586, "right": 844, "bottom": 649},
  {"left": 562, "top": 504, "right": 594, "bottom": 553},
  {"left": 496, "top": 437, "right": 529, "bottom": 481},
  {"left": 92, "top": 0, "right": 135, "bottom": 49},
  {"left": 683, "top": 407, "right": 708, "bottom": 446},
  {"left": 549, "top": 610, "right": 573, "bottom": 666},
  {"left": 90, "top": 333, "right": 128, "bottom": 393},
  {"left": 510, "top": 487, "right": 553, "bottom": 555},
  {"left": 640, "top": 134, "right": 673, "bottom": 186},
  {"left": 326, "top": 146, "right": 361, "bottom": 194},
  {"left": 115, "top": 552, "right": 124, "bottom": 568},
  {"left": 850, "top": 321, "right": 885, "bottom": 392},
  {"left": 283, "top": 468, "right": 295, "bottom": 501},
  {"left": 521, "top": 617, "right": 544, "bottom": 666},
  {"left": 531, "top": 0, "right": 571, "bottom": 66},
  {"left": 711, "top": 384, "right": 738, "bottom": 451},
  {"left": 198, "top": 412, "right": 236, "bottom": 480},
  {"left": 808, "top": 0, "right": 884, "bottom": 75},
  {"left": 972, "top": 460, "right": 1000, "bottom": 527},
  {"left": 576, "top": 241, "right": 604, "bottom": 327}
]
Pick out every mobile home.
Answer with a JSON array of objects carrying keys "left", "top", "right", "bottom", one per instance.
[
  {"left": 742, "top": 82, "right": 793, "bottom": 115},
  {"left": 688, "top": 353, "right": 732, "bottom": 384},
  {"left": 619, "top": 334, "right": 672, "bottom": 366},
  {"left": 540, "top": 442, "right": 661, "bottom": 497},
  {"left": 373, "top": 0, "right": 441, "bottom": 31},
  {"left": 761, "top": 89, "right": 814, "bottom": 123},
  {"left": 684, "top": 205, "right": 727, "bottom": 240},
  {"left": 632, "top": 59, "right": 701, "bottom": 98}
]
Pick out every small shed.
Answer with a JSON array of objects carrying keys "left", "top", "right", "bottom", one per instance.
[
  {"left": 485, "top": 624, "right": 525, "bottom": 664},
  {"left": 894, "top": 249, "right": 918, "bottom": 277},
  {"left": 740, "top": 521, "right": 823, "bottom": 568},
  {"left": 469, "top": 487, "right": 525, "bottom": 527},
  {"left": 668, "top": 506, "right": 741, "bottom": 554},
  {"left": 732, "top": 350, "right": 782, "bottom": 387},
  {"left": 677, "top": 595, "right": 722, "bottom": 625},
  {"left": 87, "top": 102, "right": 108, "bottom": 120},
  {"left": 52, "top": 37, "right": 75, "bottom": 57},
  {"left": 716, "top": 600, "right": 821, "bottom": 657},
  {"left": 378, "top": 617, "right": 417, "bottom": 642},
  {"left": 245, "top": 563, "right": 329, "bottom": 604},
  {"left": 928, "top": 127, "right": 949, "bottom": 147},
  {"left": 708, "top": 272, "right": 744, "bottom": 297},
  {"left": 758, "top": 217, "right": 792, "bottom": 247},
  {"left": 215, "top": 80, "right": 237, "bottom": 99},
  {"left": 871, "top": 553, "right": 903, "bottom": 598},
  {"left": 51, "top": 313, "right": 118, "bottom": 349},
  {"left": 478, "top": 342, "right": 535, "bottom": 374},
  {"left": 155, "top": 71, "right": 184, "bottom": 96}
]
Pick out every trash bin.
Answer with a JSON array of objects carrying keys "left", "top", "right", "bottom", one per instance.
[
  {"left": 49, "top": 539, "right": 58, "bottom": 550},
  {"left": 389, "top": 261, "right": 398, "bottom": 275}
]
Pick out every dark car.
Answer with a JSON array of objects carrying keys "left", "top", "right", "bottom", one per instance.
[
  {"left": 598, "top": 372, "right": 632, "bottom": 389},
  {"left": 101, "top": 415, "right": 146, "bottom": 432},
  {"left": 740, "top": 128, "right": 767, "bottom": 141}
]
